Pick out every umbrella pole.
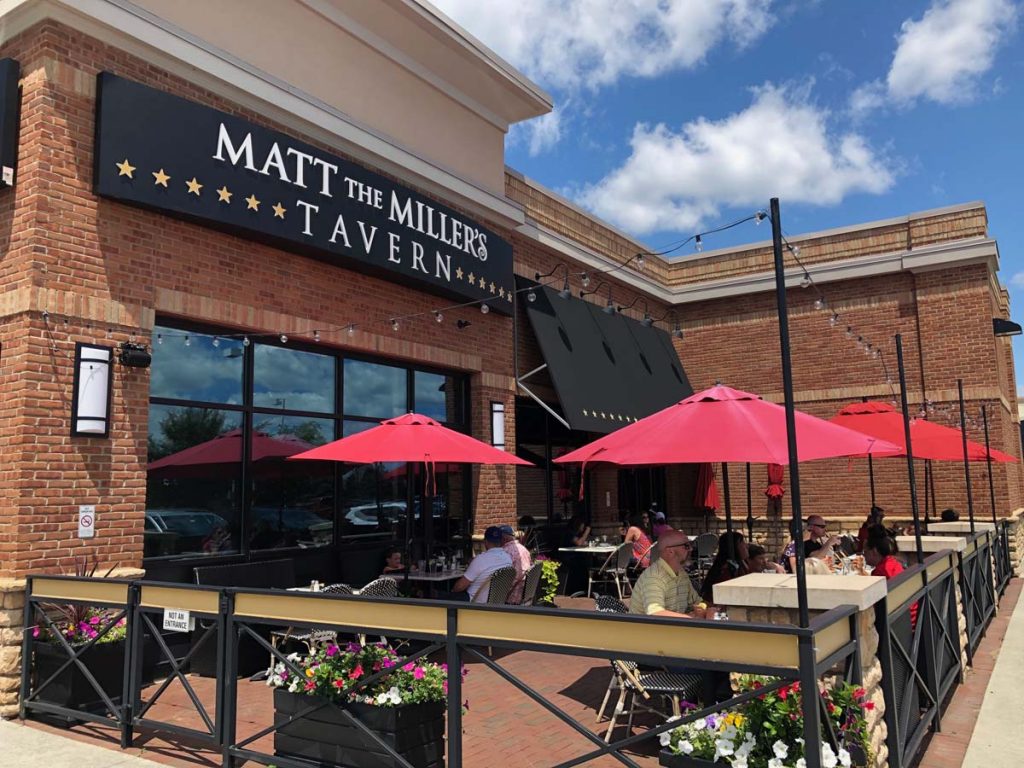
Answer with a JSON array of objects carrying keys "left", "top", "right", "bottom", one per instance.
[
  {"left": 770, "top": 198, "right": 810, "bottom": 631},
  {"left": 982, "top": 405, "right": 998, "bottom": 526},
  {"left": 745, "top": 463, "right": 753, "bottom": 542},
  {"left": 862, "top": 396, "right": 877, "bottom": 508},
  {"left": 957, "top": 379, "right": 976, "bottom": 534},
  {"left": 922, "top": 460, "right": 930, "bottom": 532},
  {"left": 896, "top": 335, "right": 924, "bottom": 562},
  {"left": 722, "top": 462, "right": 735, "bottom": 561}
]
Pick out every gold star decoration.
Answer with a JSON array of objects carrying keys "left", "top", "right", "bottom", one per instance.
[
  {"left": 507, "top": 292, "right": 513, "bottom": 302},
  {"left": 582, "top": 409, "right": 589, "bottom": 417},
  {"left": 216, "top": 186, "right": 233, "bottom": 203},
  {"left": 245, "top": 194, "right": 261, "bottom": 211},
  {"left": 185, "top": 177, "right": 203, "bottom": 196},
  {"left": 498, "top": 287, "right": 505, "bottom": 299},
  {"left": 489, "top": 281, "right": 497, "bottom": 294},
  {"left": 467, "top": 273, "right": 476, "bottom": 286},
  {"left": 152, "top": 168, "right": 170, "bottom": 187},
  {"left": 272, "top": 202, "right": 286, "bottom": 219},
  {"left": 600, "top": 412, "right": 606, "bottom": 420},
  {"left": 455, "top": 267, "right": 464, "bottom": 280},
  {"left": 116, "top": 159, "right": 135, "bottom": 178}
]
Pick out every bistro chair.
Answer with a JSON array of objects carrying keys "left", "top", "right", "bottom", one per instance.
[
  {"left": 594, "top": 595, "right": 703, "bottom": 741},
  {"left": 519, "top": 562, "right": 545, "bottom": 606},
  {"left": 694, "top": 532, "right": 718, "bottom": 575},
  {"left": 355, "top": 578, "right": 400, "bottom": 598},
  {"left": 627, "top": 541, "right": 655, "bottom": 584},
  {"left": 476, "top": 565, "right": 516, "bottom": 605},
  {"left": 587, "top": 542, "right": 632, "bottom": 600},
  {"left": 268, "top": 583, "right": 354, "bottom": 673}
]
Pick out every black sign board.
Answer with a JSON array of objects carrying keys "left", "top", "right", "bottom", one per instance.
[
  {"left": 0, "top": 59, "right": 20, "bottom": 187},
  {"left": 93, "top": 73, "right": 513, "bottom": 313}
]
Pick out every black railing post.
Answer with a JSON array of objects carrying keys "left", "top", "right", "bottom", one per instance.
[
  {"left": 221, "top": 590, "right": 238, "bottom": 768},
  {"left": 18, "top": 576, "right": 34, "bottom": 721},
  {"left": 896, "top": 335, "right": 924, "bottom": 563},
  {"left": 120, "top": 581, "right": 141, "bottom": 749},
  {"left": 723, "top": 462, "right": 735, "bottom": 559},
  {"left": 982, "top": 405, "right": 998, "bottom": 528},
  {"left": 746, "top": 462, "right": 754, "bottom": 542},
  {"left": 770, "top": 197, "right": 810, "bottom": 628},
  {"left": 215, "top": 589, "right": 231, "bottom": 747},
  {"left": 798, "top": 632, "right": 822, "bottom": 768},
  {"left": 957, "top": 379, "right": 976, "bottom": 534},
  {"left": 446, "top": 607, "right": 463, "bottom": 768},
  {"left": 955, "top": 553, "right": 974, "bottom": 668},
  {"left": 874, "top": 597, "right": 903, "bottom": 768}
]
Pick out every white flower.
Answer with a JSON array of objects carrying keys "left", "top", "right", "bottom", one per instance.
[
  {"left": 731, "top": 753, "right": 748, "bottom": 768},
  {"left": 838, "top": 748, "right": 851, "bottom": 768},
  {"left": 768, "top": 759, "right": 783, "bottom": 768},
  {"left": 795, "top": 759, "right": 806, "bottom": 768},
  {"left": 659, "top": 731, "right": 672, "bottom": 747},
  {"left": 821, "top": 742, "right": 838, "bottom": 768},
  {"left": 678, "top": 740, "right": 694, "bottom": 755},
  {"left": 773, "top": 741, "right": 789, "bottom": 760},
  {"left": 735, "top": 734, "right": 755, "bottom": 760},
  {"left": 714, "top": 738, "right": 735, "bottom": 761}
]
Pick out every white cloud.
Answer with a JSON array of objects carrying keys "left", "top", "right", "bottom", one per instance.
[
  {"left": 851, "top": 0, "right": 1018, "bottom": 114},
  {"left": 433, "top": 0, "right": 774, "bottom": 92},
  {"left": 511, "top": 105, "right": 565, "bottom": 157},
  {"left": 1009, "top": 271, "right": 1024, "bottom": 289},
  {"left": 576, "top": 82, "right": 897, "bottom": 235}
]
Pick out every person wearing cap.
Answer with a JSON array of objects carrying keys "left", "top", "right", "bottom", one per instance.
[
  {"left": 501, "top": 524, "right": 532, "bottom": 604},
  {"left": 451, "top": 526, "right": 513, "bottom": 602},
  {"left": 651, "top": 510, "right": 673, "bottom": 541},
  {"left": 779, "top": 515, "right": 840, "bottom": 573}
]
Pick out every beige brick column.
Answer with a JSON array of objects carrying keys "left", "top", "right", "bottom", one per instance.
[
  {"left": 715, "top": 574, "right": 890, "bottom": 768},
  {"left": 0, "top": 579, "right": 27, "bottom": 719}
]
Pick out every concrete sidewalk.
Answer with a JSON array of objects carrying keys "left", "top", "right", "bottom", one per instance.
[
  {"left": 963, "top": 582, "right": 1024, "bottom": 767},
  {"left": 0, "top": 720, "right": 162, "bottom": 767}
]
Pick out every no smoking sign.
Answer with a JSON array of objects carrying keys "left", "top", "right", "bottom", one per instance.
[{"left": 78, "top": 505, "right": 96, "bottom": 538}]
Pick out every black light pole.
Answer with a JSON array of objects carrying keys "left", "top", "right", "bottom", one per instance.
[
  {"left": 862, "top": 397, "right": 877, "bottom": 507},
  {"left": 957, "top": 379, "right": 976, "bottom": 534},
  {"left": 982, "top": 405, "right": 998, "bottom": 526},
  {"left": 769, "top": 198, "right": 810, "bottom": 627},
  {"left": 895, "top": 335, "right": 924, "bottom": 562},
  {"left": 746, "top": 462, "right": 754, "bottom": 541}
]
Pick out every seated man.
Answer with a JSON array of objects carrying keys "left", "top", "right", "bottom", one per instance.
[
  {"left": 746, "top": 544, "right": 785, "bottom": 574},
  {"left": 450, "top": 526, "right": 512, "bottom": 602},
  {"left": 501, "top": 524, "right": 532, "bottom": 604},
  {"left": 630, "top": 531, "right": 712, "bottom": 618}
]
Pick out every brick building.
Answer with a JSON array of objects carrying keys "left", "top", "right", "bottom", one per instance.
[{"left": 0, "top": 0, "right": 1022, "bottom": 715}]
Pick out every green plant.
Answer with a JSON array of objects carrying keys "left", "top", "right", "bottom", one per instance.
[
  {"left": 536, "top": 557, "right": 560, "bottom": 605},
  {"left": 267, "top": 641, "right": 465, "bottom": 707},
  {"left": 33, "top": 556, "right": 123, "bottom": 646}
]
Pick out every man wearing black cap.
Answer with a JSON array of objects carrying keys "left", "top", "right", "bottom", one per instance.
[{"left": 451, "top": 526, "right": 513, "bottom": 602}]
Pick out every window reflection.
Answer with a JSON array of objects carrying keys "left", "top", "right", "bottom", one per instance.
[
  {"left": 339, "top": 420, "right": 407, "bottom": 538},
  {"left": 146, "top": 404, "right": 242, "bottom": 558},
  {"left": 250, "top": 415, "right": 335, "bottom": 550},
  {"left": 414, "top": 371, "right": 459, "bottom": 423},
  {"left": 343, "top": 360, "right": 406, "bottom": 419},
  {"left": 150, "top": 326, "right": 244, "bottom": 404},
  {"left": 253, "top": 344, "right": 335, "bottom": 413}
]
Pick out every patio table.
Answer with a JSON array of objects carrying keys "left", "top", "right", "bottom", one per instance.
[
  {"left": 557, "top": 545, "right": 618, "bottom": 595},
  {"left": 382, "top": 569, "right": 466, "bottom": 582},
  {"left": 557, "top": 545, "right": 618, "bottom": 554}
]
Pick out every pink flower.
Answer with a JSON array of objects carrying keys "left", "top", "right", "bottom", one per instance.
[
  {"left": 413, "top": 667, "right": 425, "bottom": 680},
  {"left": 89, "top": 616, "right": 101, "bottom": 626},
  {"left": 349, "top": 665, "right": 364, "bottom": 680},
  {"left": 381, "top": 658, "right": 395, "bottom": 669},
  {"left": 373, "top": 662, "right": 382, "bottom": 672},
  {"left": 402, "top": 662, "right": 415, "bottom": 672},
  {"left": 333, "top": 679, "right": 346, "bottom": 689},
  {"left": 305, "top": 680, "right": 316, "bottom": 692},
  {"left": 32, "top": 627, "right": 40, "bottom": 638},
  {"left": 865, "top": 701, "right": 875, "bottom": 711},
  {"left": 442, "top": 681, "right": 448, "bottom": 695},
  {"left": 854, "top": 687, "right": 866, "bottom": 700}
]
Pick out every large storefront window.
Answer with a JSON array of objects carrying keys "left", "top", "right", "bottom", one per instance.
[{"left": 146, "top": 324, "right": 470, "bottom": 561}]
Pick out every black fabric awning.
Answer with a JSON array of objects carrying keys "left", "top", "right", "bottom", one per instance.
[{"left": 520, "top": 280, "right": 692, "bottom": 434}]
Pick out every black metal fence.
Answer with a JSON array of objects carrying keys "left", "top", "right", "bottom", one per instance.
[
  {"left": 20, "top": 575, "right": 864, "bottom": 768},
  {"left": 959, "top": 532, "right": 997, "bottom": 657},
  {"left": 994, "top": 521, "right": 1013, "bottom": 596}
]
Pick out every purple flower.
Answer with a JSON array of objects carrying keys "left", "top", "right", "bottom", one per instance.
[
  {"left": 346, "top": 642, "right": 361, "bottom": 653},
  {"left": 325, "top": 644, "right": 338, "bottom": 657},
  {"left": 89, "top": 616, "right": 101, "bottom": 626},
  {"left": 32, "top": 627, "right": 40, "bottom": 638}
]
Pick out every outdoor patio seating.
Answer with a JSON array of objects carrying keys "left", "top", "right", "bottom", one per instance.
[
  {"left": 355, "top": 578, "right": 399, "bottom": 598},
  {"left": 519, "top": 561, "right": 544, "bottom": 605},
  {"left": 593, "top": 595, "right": 702, "bottom": 742},
  {"left": 586, "top": 542, "right": 632, "bottom": 600},
  {"left": 268, "top": 583, "right": 353, "bottom": 672},
  {"left": 694, "top": 532, "right": 718, "bottom": 574},
  {"left": 475, "top": 565, "right": 516, "bottom": 605}
]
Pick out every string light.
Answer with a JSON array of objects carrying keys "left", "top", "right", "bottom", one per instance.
[
  {"left": 829, "top": 313, "right": 839, "bottom": 327},
  {"left": 799, "top": 272, "right": 811, "bottom": 289},
  {"left": 212, "top": 336, "right": 220, "bottom": 347},
  {"left": 184, "top": 335, "right": 190, "bottom": 347},
  {"left": 156, "top": 333, "right": 163, "bottom": 345},
  {"left": 434, "top": 311, "right": 443, "bottom": 323},
  {"left": 313, "top": 329, "right": 321, "bottom": 342},
  {"left": 243, "top": 336, "right": 250, "bottom": 347},
  {"left": 480, "top": 304, "right": 490, "bottom": 315},
  {"left": 280, "top": 334, "right": 288, "bottom": 343},
  {"left": 694, "top": 234, "right": 703, "bottom": 253},
  {"left": 813, "top": 297, "right": 825, "bottom": 311},
  {"left": 391, "top": 319, "right": 399, "bottom": 332},
  {"left": 347, "top": 325, "right": 356, "bottom": 337}
]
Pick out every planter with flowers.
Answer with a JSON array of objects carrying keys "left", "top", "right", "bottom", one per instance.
[
  {"left": 31, "top": 609, "right": 128, "bottom": 724},
  {"left": 268, "top": 641, "right": 462, "bottom": 768},
  {"left": 658, "top": 677, "right": 871, "bottom": 768},
  {"left": 534, "top": 556, "right": 561, "bottom": 607}
]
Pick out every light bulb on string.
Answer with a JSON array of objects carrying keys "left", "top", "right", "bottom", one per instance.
[
  {"left": 391, "top": 319, "right": 399, "bottom": 332},
  {"left": 581, "top": 272, "right": 590, "bottom": 288},
  {"left": 313, "top": 330, "right": 321, "bottom": 342},
  {"left": 434, "top": 311, "right": 443, "bottom": 323},
  {"left": 856, "top": 335, "right": 864, "bottom": 349},
  {"left": 156, "top": 334, "right": 163, "bottom": 345},
  {"left": 799, "top": 272, "right": 811, "bottom": 289},
  {"left": 872, "top": 348, "right": 880, "bottom": 359},
  {"left": 635, "top": 253, "right": 645, "bottom": 269},
  {"left": 243, "top": 336, "right": 251, "bottom": 347},
  {"left": 845, "top": 326, "right": 854, "bottom": 340},
  {"left": 280, "top": 334, "right": 288, "bottom": 344},
  {"left": 829, "top": 313, "right": 839, "bottom": 327},
  {"left": 347, "top": 325, "right": 356, "bottom": 337},
  {"left": 212, "top": 336, "right": 220, "bottom": 347},
  {"left": 792, "top": 245, "right": 801, "bottom": 257},
  {"left": 480, "top": 304, "right": 490, "bottom": 315},
  {"left": 694, "top": 235, "right": 703, "bottom": 253},
  {"left": 184, "top": 335, "right": 191, "bottom": 347},
  {"left": 755, "top": 211, "right": 767, "bottom": 225},
  {"left": 527, "top": 290, "right": 537, "bottom": 303},
  {"left": 814, "top": 297, "right": 825, "bottom": 311}
]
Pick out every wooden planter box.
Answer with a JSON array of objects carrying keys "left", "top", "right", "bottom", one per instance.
[
  {"left": 273, "top": 688, "right": 445, "bottom": 768},
  {"left": 33, "top": 640, "right": 125, "bottom": 725}
]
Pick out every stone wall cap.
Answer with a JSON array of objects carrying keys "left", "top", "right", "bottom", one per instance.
[
  {"left": 713, "top": 573, "right": 887, "bottom": 611},
  {"left": 896, "top": 534, "right": 967, "bottom": 552},
  {"left": 0, "top": 579, "right": 27, "bottom": 593},
  {"left": 927, "top": 522, "right": 995, "bottom": 533}
]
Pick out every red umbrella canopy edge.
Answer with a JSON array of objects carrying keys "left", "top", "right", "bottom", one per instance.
[
  {"left": 288, "top": 413, "right": 534, "bottom": 466},
  {"left": 554, "top": 384, "right": 903, "bottom": 466}
]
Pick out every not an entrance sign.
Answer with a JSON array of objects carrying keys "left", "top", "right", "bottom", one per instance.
[{"left": 162, "top": 608, "right": 194, "bottom": 633}]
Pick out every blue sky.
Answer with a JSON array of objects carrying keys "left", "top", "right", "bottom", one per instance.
[{"left": 434, "top": 0, "right": 1024, "bottom": 391}]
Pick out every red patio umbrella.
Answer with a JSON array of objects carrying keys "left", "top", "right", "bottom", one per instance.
[
  {"left": 148, "top": 428, "right": 312, "bottom": 477},
  {"left": 555, "top": 384, "right": 901, "bottom": 466},
  {"left": 694, "top": 463, "right": 720, "bottom": 511},
  {"left": 830, "top": 401, "right": 1018, "bottom": 462}
]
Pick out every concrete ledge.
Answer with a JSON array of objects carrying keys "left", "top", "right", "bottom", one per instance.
[
  {"left": 713, "top": 573, "right": 887, "bottom": 611},
  {"left": 928, "top": 522, "right": 995, "bottom": 534},
  {"left": 897, "top": 534, "right": 967, "bottom": 553}
]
